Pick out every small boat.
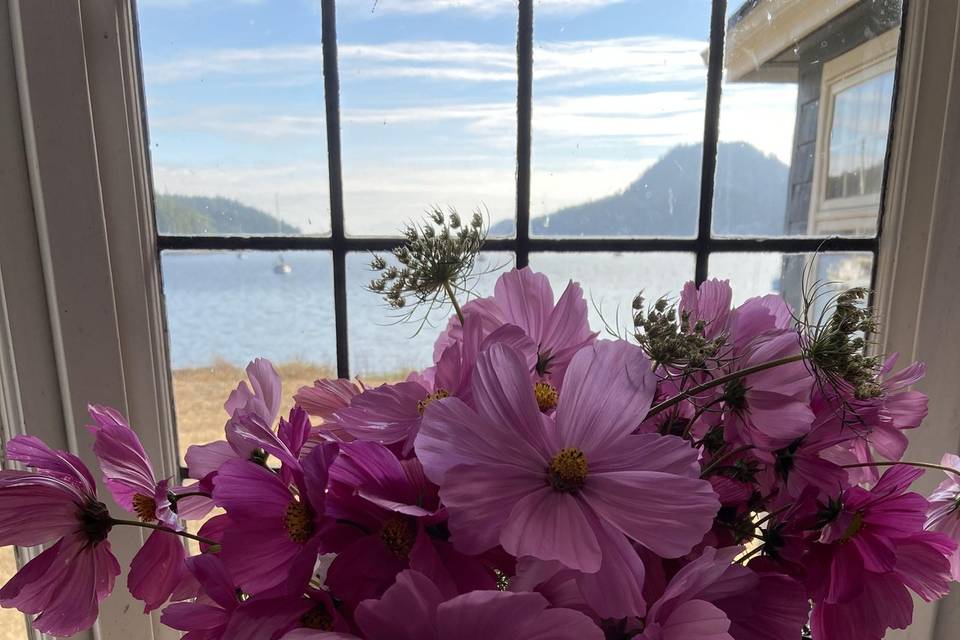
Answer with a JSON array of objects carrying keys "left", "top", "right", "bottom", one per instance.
[{"left": 273, "top": 255, "right": 292, "bottom": 275}]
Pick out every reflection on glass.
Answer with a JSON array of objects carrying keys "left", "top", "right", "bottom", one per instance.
[
  {"left": 137, "top": 2, "right": 330, "bottom": 235},
  {"left": 347, "top": 252, "right": 513, "bottom": 379},
  {"left": 529, "top": 252, "right": 695, "bottom": 333},
  {"left": 336, "top": 4, "right": 516, "bottom": 236},
  {"left": 709, "top": 252, "right": 873, "bottom": 320},
  {"left": 161, "top": 251, "right": 335, "bottom": 459},
  {"left": 715, "top": 0, "right": 901, "bottom": 237},
  {"left": 826, "top": 71, "right": 894, "bottom": 201},
  {"left": 531, "top": 2, "right": 710, "bottom": 237}
]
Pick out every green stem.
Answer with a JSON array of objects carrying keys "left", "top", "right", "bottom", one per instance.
[
  {"left": 735, "top": 543, "right": 765, "bottom": 565},
  {"left": 841, "top": 460, "right": 960, "bottom": 477},
  {"left": 442, "top": 281, "right": 465, "bottom": 325},
  {"left": 170, "top": 491, "right": 211, "bottom": 501},
  {"left": 110, "top": 518, "right": 218, "bottom": 546},
  {"left": 646, "top": 353, "right": 806, "bottom": 419}
]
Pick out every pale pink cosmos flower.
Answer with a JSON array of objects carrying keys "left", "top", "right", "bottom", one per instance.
[
  {"left": 282, "top": 569, "right": 602, "bottom": 640},
  {"left": 0, "top": 436, "right": 120, "bottom": 636},
  {"left": 416, "top": 340, "right": 719, "bottom": 612},
  {"left": 434, "top": 267, "right": 596, "bottom": 388},
  {"left": 87, "top": 405, "right": 194, "bottom": 612},
  {"left": 926, "top": 453, "right": 960, "bottom": 580},
  {"left": 333, "top": 317, "right": 534, "bottom": 454}
]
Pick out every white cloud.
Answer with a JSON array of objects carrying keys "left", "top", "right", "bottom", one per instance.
[
  {"left": 143, "top": 36, "right": 708, "bottom": 88},
  {"left": 338, "top": 0, "right": 628, "bottom": 17}
]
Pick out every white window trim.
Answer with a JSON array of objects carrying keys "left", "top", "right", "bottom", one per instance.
[
  {"left": 0, "top": 1, "right": 958, "bottom": 639},
  {"left": 808, "top": 27, "right": 900, "bottom": 236}
]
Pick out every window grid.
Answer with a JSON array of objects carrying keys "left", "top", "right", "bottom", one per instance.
[{"left": 154, "top": 0, "right": 890, "bottom": 383}]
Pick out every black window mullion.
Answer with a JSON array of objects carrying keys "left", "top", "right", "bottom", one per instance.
[
  {"left": 515, "top": 0, "right": 534, "bottom": 268},
  {"left": 695, "top": 0, "right": 728, "bottom": 284},
  {"left": 321, "top": 0, "right": 350, "bottom": 379}
]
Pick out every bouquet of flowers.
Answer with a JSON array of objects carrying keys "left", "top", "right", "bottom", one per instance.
[{"left": 2, "top": 211, "right": 959, "bottom": 640}]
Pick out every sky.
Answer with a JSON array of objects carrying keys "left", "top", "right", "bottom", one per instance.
[{"left": 137, "top": 0, "right": 798, "bottom": 236}]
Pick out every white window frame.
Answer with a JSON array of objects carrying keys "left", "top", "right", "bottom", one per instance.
[
  {"left": 809, "top": 27, "right": 900, "bottom": 236},
  {"left": 0, "top": 1, "right": 959, "bottom": 639}
]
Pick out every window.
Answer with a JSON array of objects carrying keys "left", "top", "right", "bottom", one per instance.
[
  {"left": 134, "top": 0, "right": 904, "bottom": 466},
  {"left": 812, "top": 28, "right": 899, "bottom": 236}
]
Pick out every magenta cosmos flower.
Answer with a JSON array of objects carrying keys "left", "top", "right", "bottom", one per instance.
[
  {"left": 87, "top": 405, "right": 194, "bottom": 612},
  {"left": 213, "top": 434, "right": 338, "bottom": 595},
  {"left": 416, "top": 340, "right": 719, "bottom": 576},
  {"left": 0, "top": 436, "right": 120, "bottom": 636},
  {"left": 281, "top": 569, "right": 602, "bottom": 640},
  {"left": 925, "top": 453, "right": 960, "bottom": 580},
  {"left": 637, "top": 547, "right": 808, "bottom": 640},
  {"left": 324, "top": 441, "right": 503, "bottom": 607},
  {"left": 163, "top": 554, "right": 350, "bottom": 640},
  {"left": 435, "top": 267, "right": 596, "bottom": 389},
  {"left": 807, "top": 465, "right": 955, "bottom": 640}
]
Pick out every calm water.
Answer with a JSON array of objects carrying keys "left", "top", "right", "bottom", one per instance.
[{"left": 161, "top": 249, "right": 864, "bottom": 375}]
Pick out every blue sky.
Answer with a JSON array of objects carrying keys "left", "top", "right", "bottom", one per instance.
[{"left": 137, "top": 0, "right": 796, "bottom": 235}]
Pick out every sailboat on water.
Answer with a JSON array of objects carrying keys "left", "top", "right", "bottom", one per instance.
[{"left": 273, "top": 193, "right": 293, "bottom": 275}]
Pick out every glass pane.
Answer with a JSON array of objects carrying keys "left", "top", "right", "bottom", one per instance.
[
  {"left": 137, "top": 2, "right": 330, "bottom": 235},
  {"left": 528, "top": 252, "right": 696, "bottom": 332},
  {"left": 530, "top": 1, "right": 710, "bottom": 238},
  {"left": 825, "top": 71, "right": 895, "bottom": 201},
  {"left": 347, "top": 251, "right": 514, "bottom": 378},
  {"left": 161, "top": 251, "right": 336, "bottom": 460},
  {"left": 0, "top": 547, "right": 26, "bottom": 638},
  {"left": 337, "top": 3, "right": 516, "bottom": 237},
  {"left": 709, "top": 252, "right": 874, "bottom": 318},
  {"left": 715, "top": 0, "right": 901, "bottom": 237}
]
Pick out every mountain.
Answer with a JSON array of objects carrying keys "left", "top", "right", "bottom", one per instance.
[
  {"left": 490, "top": 142, "right": 789, "bottom": 237},
  {"left": 155, "top": 194, "right": 300, "bottom": 235}
]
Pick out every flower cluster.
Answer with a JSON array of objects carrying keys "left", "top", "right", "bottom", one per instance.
[{"left": 2, "top": 268, "right": 959, "bottom": 639}]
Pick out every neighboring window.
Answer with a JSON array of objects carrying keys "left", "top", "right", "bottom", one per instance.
[
  {"left": 134, "top": 0, "right": 904, "bottom": 467},
  {"left": 812, "top": 28, "right": 899, "bottom": 236}
]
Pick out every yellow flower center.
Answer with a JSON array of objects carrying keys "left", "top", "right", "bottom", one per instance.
[
  {"left": 839, "top": 511, "right": 865, "bottom": 543},
  {"left": 533, "top": 381, "right": 559, "bottom": 413},
  {"left": 301, "top": 604, "right": 334, "bottom": 630},
  {"left": 380, "top": 515, "right": 417, "bottom": 558},
  {"left": 284, "top": 500, "right": 314, "bottom": 543},
  {"left": 547, "top": 448, "right": 588, "bottom": 493},
  {"left": 132, "top": 493, "right": 157, "bottom": 522},
  {"left": 417, "top": 388, "right": 450, "bottom": 416}
]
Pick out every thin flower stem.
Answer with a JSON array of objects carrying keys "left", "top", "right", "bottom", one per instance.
[
  {"left": 700, "top": 444, "right": 755, "bottom": 478},
  {"left": 840, "top": 460, "right": 960, "bottom": 477},
  {"left": 753, "top": 504, "right": 790, "bottom": 530},
  {"left": 646, "top": 354, "right": 806, "bottom": 419},
  {"left": 735, "top": 544, "right": 764, "bottom": 564},
  {"left": 110, "top": 518, "right": 218, "bottom": 546},
  {"left": 442, "top": 280, "right": 465, "bottom": 325}
]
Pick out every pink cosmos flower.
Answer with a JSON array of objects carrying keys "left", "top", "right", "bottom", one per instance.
[
  {"left": 295, "top": 378, "right": 362, "bottom": 420},
  {"left": 0, "top": 436, "right": 120, "bottom": 636},
  {"left": 86, "top": 405, "right": 194, "bottom": 612},
  {"left": 679, "top": 278, "right": 733, "bottom": 340},
  {"left": 213, "top": 435, "right": 338, "bottom": 595},
  {"left": 324, "top": 441, "right": 503, "bottom": 607},
  {"left": 806, "top": 465, "right": 955, "bottom": 640},
  {"left": 925, "top": 453, "right": 960, "bottom": 579},
  {"left": 416, "top": 340, "right": 719, "bottom": 591},
  {"left": 434, "top": 267, "right": 596, "bottom": 388},
  {"left": 721, "top": 330, "right": 813, "bottom": 453},
  {"left": 282, "top": 569, "right": 602, "bottom": 640},
  {"left": 185, "top": 358, "right": 284, "bottom": 480},
  {"left": 333, "top": 318, "right": 534, "bottom": 454}
]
